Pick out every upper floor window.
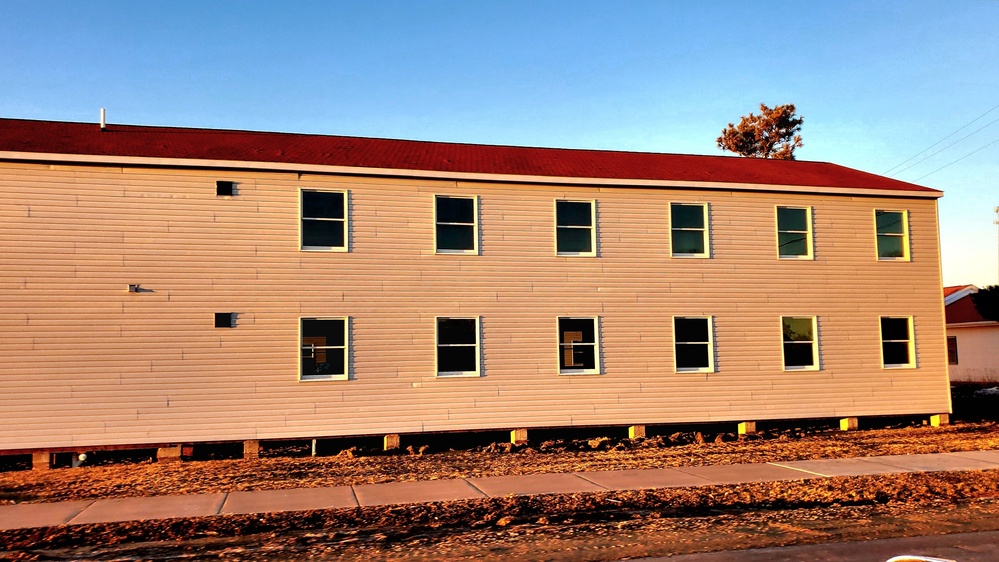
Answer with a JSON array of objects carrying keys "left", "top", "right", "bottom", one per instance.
[
  {"left": 558, "top": 317, "right": 600, "bottom": 374},
  {"left": 782, "top": 316, "right": 818, "bottom": 370},
  {"left": 301, "top": 318, "right": 348, "bottom": 381},
  {"left": 776, "top": 206, "right": 813, "bottom": 259},
  {"left": 671, "top": 203, "right": 709, "bottom": 257},
  {"left": 436, "top": 317, "right": 480, "bottom": 377},
  {"left": 302, "top": 190, "right": 347, "bottom": 251},
  {"left": 435, "top": 195, "right": 477, "bottom": 254},
  {"left": 555, "top": 200, "right": 595, "bottom": 256},
  {"left": 674, "top": 316, "right": 714, "bottom": 373},
  {"left": 875, "top": 210, "right": 909, "bottom": 261},
  {"left": 881, "top": 316, "right": 915, "bottom": 368}
]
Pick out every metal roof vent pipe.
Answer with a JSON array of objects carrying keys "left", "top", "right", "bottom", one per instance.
[{"left": 100, "top": 108, "right": 106, "bottom": 131}]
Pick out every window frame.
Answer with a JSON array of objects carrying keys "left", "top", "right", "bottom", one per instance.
[
  {"left": 554, "top": 199, "right": 597, "bottom": 257},
  {"left": 434, "top": 195, "right": 479, "bottom": 255},
  {"left": 775, "top": 205, "right": 813, "bottom": 260},
  {"left": 300, "top": 189, "right": 349, "bottom": 252},
  {"left": 672, "top": 316, "right": 715, "bottom": 373},
  {"left": 780, "top": 316, "right": 819, "bottom": 371},
  {"left": 670, "top": 202, "right": 710, "bottom": 258},
  {"left": 299, "top": 317, "right": 349, "bottom": 382},
  {"left": 557, "top": 316, "right": 601, "bottom": 375},
  {"left": 947, "top": 335, "right": 959, "bottom": 366},
  {"left": 874, "top": 209, "right": 910, "bottom": 261},
  {"left": 435, "top": 316, "right": 481, "bottom": 378},
  {"left": 880, "top": 316, "right": 916, "bottom": 369}
]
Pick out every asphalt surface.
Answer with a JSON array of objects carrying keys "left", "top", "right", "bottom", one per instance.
[{"left": 634, "top": 530, "right": 999, "bottom": 561}]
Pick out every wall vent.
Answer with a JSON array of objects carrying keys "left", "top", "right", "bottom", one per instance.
[
  {"left": 215, "top": 313, "right": 236, "bottom": 328},
  {"left": 216, "top": 181, "right": 236, "bottom": 196}
]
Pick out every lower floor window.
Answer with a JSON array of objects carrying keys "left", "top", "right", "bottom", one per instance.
[
  {"left": 437, "top": 317, "right": 480, "bottom": 376},
  {"left": 558, "top": 317, "right": 599, "bottom": 374},
  {"left": 881, "top": 316, "right": 915, "bottom": 368},
  {"left": 947, "top": 336, "right": 958, "bottom": 365},
  {"left": 782, "top": 316, "right": 818, "bottom": 370},
  {"left": 674, "top": 317, "right": 713, "bottom": 372},
  {"left": 301, "top": 318, "right": 348, "bottom": 380}
]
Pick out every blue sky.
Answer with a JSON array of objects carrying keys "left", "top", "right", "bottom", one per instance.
[{"left": 2, "top": 1, "right": 997, "bottom": 286}]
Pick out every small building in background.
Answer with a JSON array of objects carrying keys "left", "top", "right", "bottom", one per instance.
[{"left": 945, "top": 285, "right": 999, "bottom": 383}]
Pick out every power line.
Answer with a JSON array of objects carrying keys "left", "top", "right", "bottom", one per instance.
[
  {"left": 891, "top": 114, "right": 999, "bottom": 177},
  {"left": 913, "top": 135, "right": 999, "bottom": 182},
  {"left": 885, "top": 102, "right": 999, "bottom": 175}
]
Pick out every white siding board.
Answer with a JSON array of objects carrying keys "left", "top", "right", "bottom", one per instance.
[{"left": 0, "top": 162, "right": 949, "bottom": 450}]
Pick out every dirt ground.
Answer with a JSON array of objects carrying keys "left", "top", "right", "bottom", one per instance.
[{"left": 3, "top": 420, "right": 999, "bottom": 560}]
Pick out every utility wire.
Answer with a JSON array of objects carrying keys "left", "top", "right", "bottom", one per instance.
[
  {"left": 890, "top": 114, "right": 999, "bottom": 177},
  {"left": 885, "top": 102, "right": 999, "bottom": 175},
  {"left": 913, "top": 136, "right": 999, "bottom": 182}
]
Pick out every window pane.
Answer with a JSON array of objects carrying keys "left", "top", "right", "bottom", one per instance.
[
  {"left": 675, "top": 318, "right": 709, "bottom": 343},
  {"left": 438, "top": 345, "right": 477, "bottom": 373},
  {"left": 947, "top": 336, "right": 958, "bottom": 365},
  {"left": 777, "top": 207, "right": 808, "bottom": 232},
  {"left": 672, "top": 230, "right": 705, "bottom": 254},
  {"left": 782, "top": 317, "right": 814, "bottom": 342},
  {"left": 302, "top": 319, "right": 345, "bottom": 345},
  {"left": 303, "top": 191, "right": 344, "bottom": 219},
  {"left": 438, "top": 318, "right": 477, "bottom": 345},
  {"left": 302, "top": 347, "right": 345, "bottom": 377},
  {"left": 877, "top": 235, "right": 905, "bottom": 258},
  {"left": 559, "top": 318, "right": 595, "bottom": 343},
  {"left": 557, "top": 227, "right": 592, "bottom": 253},
  {"left": 437, "top": 224, "right": 475, "bottom": 250},
  {"left": 302, "top": 219, "right": 345, "bottom": 247},
  {"left": 556, "top": 201, "right": 592, "bottom": 227},
  {"left": 882, "top": 341, "right": 910, "bottom": 365},
  {"left": 881, "top": 317, "right": 909, "bottom": 341},
  {"left": 560, "top": 343, "right": 596, "bottom": 370},
  {"left": 784, "top": 342, "right": 814, "bottom": 367},
  {"left": 676, "top": 343, "right": 709, "bottom": 369},
  {"left": 436, "top": 197, "right": 474, "bottom": 224},
  {"left": 778, "top": 232, "right": 808, "bottom": 256},
  {"left": 671, "top": 204, "right": 704, "bottom": 229},
  {"left": 876, "top": 211, "right": 904, "bottom": 234}
]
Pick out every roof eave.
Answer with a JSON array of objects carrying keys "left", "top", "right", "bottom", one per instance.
[{"left": 0, "top": 150, "right": 944, "bottom": 199}]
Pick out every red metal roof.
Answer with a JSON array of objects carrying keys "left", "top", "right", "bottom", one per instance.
[
  {"left": 944, "top": 285, "right": 974, "bottom": 299},
  {"left": 0, "top": 118, "right": 938, "bottom": 193},
  {"left": 946, "top": 291, "right": 989, "bottom": 324}
]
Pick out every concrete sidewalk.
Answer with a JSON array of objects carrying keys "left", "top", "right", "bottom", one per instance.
[{"left": 2, "top": 450, "right": 998, "bottom": 531}]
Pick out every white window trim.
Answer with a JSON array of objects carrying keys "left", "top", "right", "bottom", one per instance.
[
  {"left": 672, "top": 316, "right": 715, "bottom": 373},
  {"left": 780, "top": 316, "right": 819, "bottom": 371},
  {"left": 557, "top": 316, "right": 601, "bottom": 375},
  {"left": 670, "top": 202, "right": 710, "bottom": 258},
  {"left": 301, "top": 188, "right": 349, "bottom": 252},
  {"left": 554, "top": 199, "right": 597, "bottom": 257},
  {"left": 874, "top": 209, "right": 910, "bottom": 262},
  {"left": 435, "top": 316, "right": 481, "bottom": 378},
  {"left": 434, "top": 194, "right": 479, "bottom": 255},
  {"left": 775, "top": 205, "right": 814, "bottom": 260},
  {"left": 880, "top": 316, "right": 916, "bottom": 369},
  {"left": 299, "top": 316, "right": 350, "bottom": 382}
]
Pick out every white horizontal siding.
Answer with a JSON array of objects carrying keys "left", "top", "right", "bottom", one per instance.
[{"left": 0, "top": 161, "right": 949, "bottom": 450}]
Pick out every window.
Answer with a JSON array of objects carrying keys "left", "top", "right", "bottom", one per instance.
[
  {"left": 436, "top": 317, "right": 480, "bottom": 376},
  {"left": 776, "top": 206, "right": 812, "bottom": 259},
  {"left": 558, "top": 317, "right": 600, "bottom": 374},
  {"left": 301, "top": 318, "right": 348, "bottom": 380},
  {"left": 875, "top": 210, "right": 909, "bottom": 260},
  {"left": 782, "top": 316, "right": 818, "bottom": 370},
  {"left": 555, "top": 200, "right": 595, "bottom": 256},
  {"left": 435, "top": 196, "right": 477, "bottom": 254},
  {"left": 214, "top": 312, "right": 235, "bottom": 328},
  {"left": 302, "top": 190, "right": 347, "bottom": 250},
  {"left": 674, "top": 317, "right": 714, "bottom": 372},
  {"left": 881, "top": 316, "right": 915, "bottom": 368},
  {"left": 947, "top": 336, "right": 959, "bottom": 365},
  {"left": 216, "top": 180, "right": 235, "bottom": 196},
  {"left": 671, "top": 203, "right": 709, "bottom": 257}
]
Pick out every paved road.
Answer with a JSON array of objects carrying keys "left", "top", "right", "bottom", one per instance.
[{"left": 633, "top": 530, "right": 999, "bottom": 561}]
